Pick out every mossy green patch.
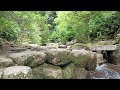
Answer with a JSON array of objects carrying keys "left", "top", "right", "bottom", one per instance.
[
  {"left": 24, "top": 56, "right": 33, "bottom": 66},
  {"left": 32, "top": 63, "right": 63, "bottom": 79},
  {"left": 71, "top": 54, "right": 87, "bottom": 68},
  {"left": 46, "top": 51, "right": 73, "bottom": 66},
  {"left": 62, "top": 63, "right": 75, "bottom": 79}
]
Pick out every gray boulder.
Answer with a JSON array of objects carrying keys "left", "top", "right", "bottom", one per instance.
[
  {"left": 72, "top": 67, "right": 89, "bottom": 79},
  {"left": 71, "top": 50, "right": 97, "bottom": 71},
  {"left": 62, "top": 63, "right": 75, "bottom": 79},
  {"left": 62, "top": 63, "right": 89, "bottom": 79},
  {"left": 0, "top": 56, "right": 14, "bottom": 67},
  {"left": 2, "top": 66, "right": 32, "bottom": 79},
  {"left": 8, "top": 50, "right": 46, "bottom": 67},
  {"left": 32, "top": 63, "right": 63, "bottom": 79},
  {"left": 45, "top": 49, "right": 72, "bottom": 66}
]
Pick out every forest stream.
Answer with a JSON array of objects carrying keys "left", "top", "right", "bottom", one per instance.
[
  {"left": 0, "top": 42, "right": 120, "bottom": 79},
  {"left": 1, "top": 11, "right": 120, "bottom": 79},
  {"left": 89, "top": 63, "right": 120, "bottom": 79}
]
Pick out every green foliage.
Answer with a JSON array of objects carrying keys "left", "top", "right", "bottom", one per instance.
[
  {"left": 71, "top": 54, "right": 87, "bottom": 67},
  {"left": 52, "top": 11, "right": 119, "bottom": 43},
  {"left": 88, "top": 11, "right": 115, "bottom": 40},
  {"left": 0, "top": 11, "right": 47, "bottom": 44},
  {"left": 39, "top": 11, "right": 57, "bottom": 45},
  {"left": 0, "top": 11, "right": 120, "bottom": 45},
  {"left": 0, "top": 12, "right": 20, "bottom": 41},
  {"left": 53, "top": 11, "right": 91, "bottom": 43}
]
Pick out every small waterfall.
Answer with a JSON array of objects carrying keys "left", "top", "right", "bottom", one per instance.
[{"left": 94, "top": 64, "right": 120, "bottom": 79}]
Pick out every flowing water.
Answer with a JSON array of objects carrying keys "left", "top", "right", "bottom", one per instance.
[{"left": 92, "top": 64, "right": 120, "bottom": 79}]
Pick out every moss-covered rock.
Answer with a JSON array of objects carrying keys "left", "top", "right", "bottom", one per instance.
[
  {"left": 71, "top": 50, "right": 97, "bottom": 71},
  {"left": 2, "top": 66, "right": 33, "bottom": 79},
  {"left": 32, "top": 63, "right": 63, "bottom": 79},
  {"left": 46, "top": 49, "right": 97, "bottom": 70},
  {"left": 62, "top": 63, "right": 75, "bottom": 79},
  {"left": 62, "top": 63, "right": 89, "bottom": 79},
  {"left": 72, "top": 67, "right": 89, "bottom": 79},
  {"left": 7, "top": 51, "right": 46, "bottom": 67},
  {"left": 46, "top": 49, "right": 72, "bottom": 66},
  {"left": 0, "top": 56, "right": 14, "bottom": 67}
]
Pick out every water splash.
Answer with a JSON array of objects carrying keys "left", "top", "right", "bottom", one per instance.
[{"left": 94, "top": 64, "right": 120, "bottom": 79}]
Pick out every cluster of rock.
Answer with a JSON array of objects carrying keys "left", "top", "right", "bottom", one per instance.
[{"left": 0, "top": 42, "right": 108, "bottom": 79}]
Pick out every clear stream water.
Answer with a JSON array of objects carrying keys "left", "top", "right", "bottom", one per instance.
[{"left": 93, "top": 64, "right": 120, "bottom": 79}]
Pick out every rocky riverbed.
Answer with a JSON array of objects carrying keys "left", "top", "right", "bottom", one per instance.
[{"left": 0, "top": 42, "right": 120, "bottom": 79}]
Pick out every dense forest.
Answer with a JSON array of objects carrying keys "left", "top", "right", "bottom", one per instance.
[{"left": 0, "top": 11, "right": 120, "bottom": 46}]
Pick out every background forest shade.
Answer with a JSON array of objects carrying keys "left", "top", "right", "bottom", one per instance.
[{"left": 0, "top": 11, "right": 120, "bottom": 45}]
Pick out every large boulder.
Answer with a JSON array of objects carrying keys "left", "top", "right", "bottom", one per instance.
[
  {"left": 2, "top": 66, "right": 33, "bottom": 79},
  {"left": 0, "top": 56, "right": 14, "bottom": 67},
  {"left": 32, "top": 63, "right": 63, "bottom": 79},
  {"left": 46, "top": 49, "right": 97, "bottom": 70},
  {"left": 71, "top": 50, "right": 97, "bottom": 71},
  {"left": 110, "top": 49, "right": 120, "bottom": 65},
  {"left": 72, "top": 67, "right": 89, "bottom": 79},
  {"left": 7, "top": 50, "right": 46, "bottom": 67},
  {"left": 62, "top": 63, "right": 89, "bottom": 79},
  {"left": 45, "top": 49, "right": 72, "bottom": 66},
  {"left": 62, "top": 63, "right": 75, "bottom": 79}
]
